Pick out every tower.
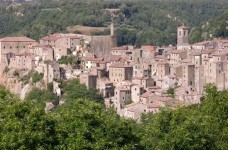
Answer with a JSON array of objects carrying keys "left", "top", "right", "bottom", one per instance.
[
  {"left": 177, "top": 26, "right": 189, "bottom": 46},
  {"left": 110, "top": 21, "right": 114, "bottom": 37}
]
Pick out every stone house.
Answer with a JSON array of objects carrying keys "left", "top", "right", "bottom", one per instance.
[
  {"left": 29, "top": 44, "right": 54, "bottom": 61},
  {"left": 8, "top": 53, "right": 35, "bottom": 70},
  {"left": 170, "top": 50, "right": 187, "bottom": 66},
  {"left": 0, "top": 36, "right": 37, "bottom": 62},
  {"left": 40, "top": 33, "right": 82, "bottom": 60},
  {"left": 43, "top": 62, "right": 60, "bottom": 84},
  {"left": 96, "top": 79, "right": 114, "bottom": 98},
  {"left": 161, "top": 75, "right": 177, "bottom": 91},
  {"left": 81, "top": 57, "right": 104, "bottom": 70},
  {"left": 132, "top": 76, "right": 154, "bottom": 89},
  {"left": 133, "top": 63, "right": 152, "bottom": 77},
  {"left": 182, "top": 63, "right": 195, "bottom": 87},
  {"left": 111, "top": 46, "right": 129, "bottom": 55},
  {"left": 80, "top": 72, "right": 97, "bottom": 89},
  {"left": 131, "top": 84, "right": 144, "bottom": 103},
  {"left": 113, "top": 86, "right": 131, "bottom": 114},
  {"left": 109, "top": 63, "right": 133, "bottom": 82}
]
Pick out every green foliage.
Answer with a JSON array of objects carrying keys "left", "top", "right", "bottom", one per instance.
[
  {"left": 63, "top": 79, "right": 103, "bottom": 103},
  {"left": 0, "top": 89, "right": 58, "bottom": 149},
  {"left": 0, "top": 83, "right": 227, "bottom": 149},
  {"left": 167, "top": 88, "right": 174, "bottom": 95},
  {"left": 25, "top": 87, "right": 58, "bottom": 104},
  {"left": 189, "top": 12, "right": 228, "bottom": 43},
  {"left": 0, "top": 88, "right": 142, "bottom": 149},
  {"left": 140, "top": 84, "right": 228, "bottom": 149},
  {"left": 58, "top": 56, "right": 77, "bottom": 65},
  {"left": 91, "top": 29, "right": 110, "bottom": 36},
  {"left": 13, "top": 71, "right": 19, "bottom": 77},
  {"left": 0, "top": 0, "right": 227, "bottom": 46},
  {"left": 47, "top": 82, "right": 53, "bottom": 92},
  {"left": 53, "top": 99, "right": 142, "bottom": 149},
  {"left": 32, "top": 72, "right": 43, "bottom": 83},
  {"left": 116, "top": 28, "right": 137, "bottom": 46},
  {"left": 125, "top": 99, "right": 133, "bottom": 105}
]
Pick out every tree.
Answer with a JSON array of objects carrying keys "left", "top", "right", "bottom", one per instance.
[{"left": 63, "top": 79, "right": 103, "bottom": 103}]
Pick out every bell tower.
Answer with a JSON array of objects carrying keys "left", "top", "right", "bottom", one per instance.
[{"left": 177, "top": 26, "right": 189, "bottom": 46}]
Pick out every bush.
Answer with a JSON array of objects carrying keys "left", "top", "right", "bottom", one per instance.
[
  {"left": 13, "top": 71, "right": 19, "bottom": 77},
  {"left": 32, "top": 72, "right": 43, "bottom": 83}
]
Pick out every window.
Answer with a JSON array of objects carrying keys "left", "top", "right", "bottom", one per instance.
[{"left": 179, "top": 31, "right": 181, "bottom": 36}]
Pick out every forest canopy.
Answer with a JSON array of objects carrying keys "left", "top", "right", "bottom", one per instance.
[
  {"left": 0, "top": 0, "right": 227, "bottom": 46},
  {"left": 0, "top": 84, "right": 227, "bottom": 149}
]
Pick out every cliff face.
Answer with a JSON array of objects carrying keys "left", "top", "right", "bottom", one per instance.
[
  {"left": 0, "top": 71, "right": 45, "bottom": 100},
  {"left": 0, "top": 74, "right": 27, "bottom": 99}
]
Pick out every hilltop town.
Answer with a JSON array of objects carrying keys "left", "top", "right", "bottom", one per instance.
[{"left": 0, "top": 25, "right": 228, "bottom": 120}]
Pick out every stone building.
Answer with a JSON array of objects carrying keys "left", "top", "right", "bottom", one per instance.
[
  {"left": 96, "top": 79, "right": 114, "bottom": 98},
  {"left": 177, "top": 26, "right": 191, "bottom": 50},
  {"left": 0, "top": 36, "right": 36, "bottom": 62},
  {"left": 109, "top": 63, "right": 133, "bottom": 82},
  {"left": 131, "top": 84, "right": 144, "bottom": 103},
  {"left": 80, "top": 72, "right": 97, "bottom": 89},
  {"left": 40, "top": 34, "right": 82, "bottom": 60},
  {"left": 29, "top": 44, "right": 54, "bottom": 61},
  {"left": 113, "top": 86, "right": 131, "bottom": 114},
  {"left": 43, "top": 62, "right": 60, "bottom": 84}
]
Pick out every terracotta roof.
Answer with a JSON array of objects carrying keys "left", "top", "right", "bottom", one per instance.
[
  {"left": 158, "top": 61, "right": 168, "bottom": 65},
  {"left": 110, "top": 63, "right": 132, "bottom": 68},
  {"left": 112, "top": 46, "right": 128, "bottom": 51},
  {"left": 41, "top": 34, "right": 61, "bottom": 41},
  {"left": 142, "top": 45, "right": 155, "bottom": 51},
  {"left": 68, "top": 36, "right": 82, "bottom": 39},
  {"left": 178, "top": 26, "right": 189, "bottom": 29},
  {"left": 147, "top": 103, "right": 160, "bottom": 108},
  {"left": 82, "top": 57, "right": 104, "bottom": 61},
  {"left": 109, "top": 54, "right": 121, "bottom": 61},
  {"left": 0, "top": 37, "right": 36, "bottom": 42},
  {"left": 141, "top": 92, "right": 153, "bottom": 98},
  {"left": 212, "top": 51, "right": 228, "bottom": 56},
  {"left": 171, "top": 49, "right": 186, "bottom": 54},
  {"left": 202, "top": 49, "right": 214, "bottom": 54}
]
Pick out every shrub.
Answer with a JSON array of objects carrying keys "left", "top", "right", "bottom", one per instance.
[{"left": 32, "top": 72, "right": 43, "bottom": 83}]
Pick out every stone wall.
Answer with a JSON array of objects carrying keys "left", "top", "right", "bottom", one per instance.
[{"left": 89, "top": 36, "right": 116, "bottom": 58}]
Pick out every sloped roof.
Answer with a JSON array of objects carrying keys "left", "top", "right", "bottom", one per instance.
[{"left": 0, "top": 37, "right": 36, "bottom": 42}]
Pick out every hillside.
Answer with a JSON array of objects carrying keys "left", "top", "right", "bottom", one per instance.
[
  {"left": 0, "top": 0, "right": 227, "bottom": 46},
  {"left": 0, "top": 82, "right": 227, "bottom": 149},
  {"left": 189, "top": 12, "right": 228, "bottom": 43}
]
